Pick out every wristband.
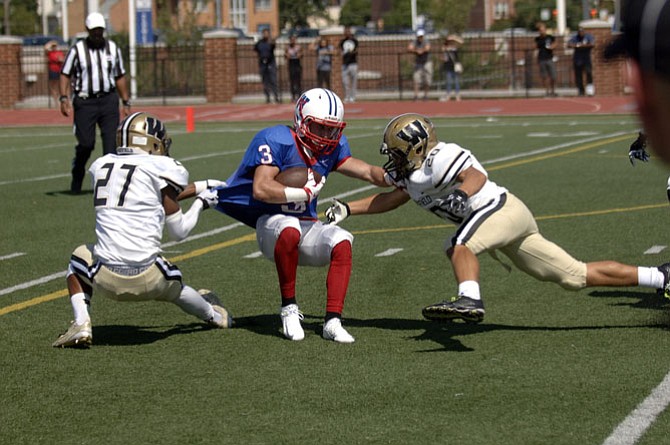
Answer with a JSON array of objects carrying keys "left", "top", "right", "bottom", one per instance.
[
  {"left": 59, "top": 95, "right": 68, "bottom": 103},
  {"left": 194, "top": 180, "right": 207, "bottom": 194},
  {"left": 284, "top": 186, "right": 309, "bottom": 203}
]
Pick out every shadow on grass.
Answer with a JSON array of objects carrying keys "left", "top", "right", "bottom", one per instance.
[
  {"left": 92, "top": 322, "right": 213, "bottom": 346},
  {"left": 45, "top": 189, "right": 93, "bottom": 197},
  {"left": 587, "top": 290, "right": 670, "bottom": 310}
]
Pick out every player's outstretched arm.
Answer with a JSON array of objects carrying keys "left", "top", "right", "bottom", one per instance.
[
  {"left": 177, "top": 179, "right": 226, "bottom": 201},
  {"left": 335, "top": 157, "right": 389, "bottom": 187},
  {"left": 326, "top": 188, "right": 410, "bottom": 224},
  {"left": 163, "top": 186, "right": 216, "bottom": 241}
]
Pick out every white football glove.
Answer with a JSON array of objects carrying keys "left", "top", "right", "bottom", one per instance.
[
  {"left": 303, "top": 169, "right": 326, "bottom": 203},
  {"left": 196, "top": 188, "right": 219, "bottom": 209},
  {"left": 194, "top": 179, "right": 227, "bottom": 194},
  {"left": 325, "top": 199, "right": 350, "bottom": 225}
]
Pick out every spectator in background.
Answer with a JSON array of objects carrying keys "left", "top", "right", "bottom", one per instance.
[
  {"left": 568, "top": 27, "right": 595, "bottom": 96},
  {"left": 408, "top": 29, "right": 432, "bottom": 101},
  {"left": 284, "top": 34, "right": 303, "bottom": 102},
  {"left": 339, "top": 26, "right": 359, "bottom": 103},
  {"left": 254, "top": 28, "right": 280, "bottom": 104},
  {"left": 59, "top": 12, "right": 131, "bottom": 194},
  {"left": 440, "top": 34, "right": 463, "bottom": 102},
  {"left": 45, "top": 40, "right": 64, "bottom": 107},
  {"left": 312, "top": 37, "right": 334, "bottom": 90},
  {"left": 535, "top": 22, "right": 557, "bottom": 97}
]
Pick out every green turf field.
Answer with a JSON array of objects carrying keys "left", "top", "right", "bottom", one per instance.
[{"left": 1, "top": 115, "right": 669, "bottom": 445}]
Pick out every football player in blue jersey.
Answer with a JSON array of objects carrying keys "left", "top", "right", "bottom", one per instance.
[{"left": 215, "top": 88, "right": 388, "bottom": 343}]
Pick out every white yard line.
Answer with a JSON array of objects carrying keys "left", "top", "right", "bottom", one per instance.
[
  {"left": 602, "top": 373, "right": 670, "bottom": 445},
  {"left": 0, "top": 252, "right": 26, "bottom": 261}
]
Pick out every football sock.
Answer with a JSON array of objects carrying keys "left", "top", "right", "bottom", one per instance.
[
  {"left": 458, "top": 280, "right": 481, "bottom": 300},
  {"left": 282, "top": 297, "right": 297, "bottom": 307},
  {"left": 173, "top": 285, "right": 215, "bottom": 321},
  {"left": 325, "top": 312, "right": 341, "bottom": 322},
  {"left": 637, "top": 267, "right": 665, "bottom": 288},
  {"left": 326, "top": 241, "right": 352, "bottom": 314},
  {"left": 274, "top": 228, "right": 300, "bottom": 299},
  {"left": 70, "top": 292, "right": 90, "bottom": 325}
]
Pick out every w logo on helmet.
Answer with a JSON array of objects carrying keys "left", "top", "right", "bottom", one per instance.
[
  {"left": 396, "top": 119, "right": 429, "bottom": 150},
  {"left": 145, "top": 117, "right": 166, "bottom": 139}
]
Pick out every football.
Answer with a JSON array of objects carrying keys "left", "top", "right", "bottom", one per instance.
[{"left": 275, "top": 167, "right": 322, "bottom": 187}]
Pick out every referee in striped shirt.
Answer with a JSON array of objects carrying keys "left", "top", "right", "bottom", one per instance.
[{"left": 59, "top": 12, "right": 131, "bottom": 194}]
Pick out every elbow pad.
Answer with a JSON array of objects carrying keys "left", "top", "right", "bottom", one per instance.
[{"left": 165, "top": 199, "right": 204, "bottom": 241}]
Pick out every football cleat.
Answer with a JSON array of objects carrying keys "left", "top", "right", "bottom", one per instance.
[
  {"left": 198, "top": 289, "right": 234, "bottom": 328},
  {"left": 280, "top": 304, "right": 305, "bottom": 341},
  {"left": 656, "top": 263, "right": 670, "bottom": 299},
  {"left": 52, "top": 320, "right": 93, "bottom": 348},
  {"left": 422, "top": 296, "right": 485, "bottom": 323},
  {"left": 322, "top": 318, "right": 355, "bottom": 343}
]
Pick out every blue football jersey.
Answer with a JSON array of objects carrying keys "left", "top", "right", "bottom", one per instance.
[{"left": 216, "top": 125, "right": 352, "bottom": 227}]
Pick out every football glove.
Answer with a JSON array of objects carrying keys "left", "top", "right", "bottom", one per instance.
[
  {"left": 196, "top": 188, "right": 219, "bottom": 209},
  {"left": 438, "top": 189, "right": 469, "bottom": 219},
  {"left": 629, "top": 132, "right": 649, "bottom": 166},
  {"left": 303, "top": 169, "right": 326, "bottom": 203},
  {"left": 325, "top": 199, "right": 351, "bottom": 225},
  {"left": 194, "top": 179, "right": 227, "bottom": 194}
]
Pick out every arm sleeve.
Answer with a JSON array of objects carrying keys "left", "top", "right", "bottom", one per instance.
[{"left": 164, "top": 199, "right": 204, "bottom": 241}]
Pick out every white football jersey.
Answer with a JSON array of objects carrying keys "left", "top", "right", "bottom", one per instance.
[
  {"left": 89, "top": 153, "right": 189, "bottom": 266},
  {"left": 402, "top": 142, "right": 506, "bottom": 224}
]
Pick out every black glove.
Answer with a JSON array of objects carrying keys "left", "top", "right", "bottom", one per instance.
[
  {"left": 439, "top": 189, "right": 469, "bottom": 218},
  {"left": 629, "top": 132, "right": 649, "bottom": 165}
]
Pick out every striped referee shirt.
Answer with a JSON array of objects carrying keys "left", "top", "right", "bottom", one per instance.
[{"left": 61, "top": 39, "right": 126, "bottom": 96}]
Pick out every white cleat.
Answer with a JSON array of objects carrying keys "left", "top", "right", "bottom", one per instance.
[
  {"left": 53, "top": 320, "right": 92, "bottom": 348},
  {"left": 199, "top": 289, "right": 234, "bottom": 328},
  {"left": 322, "top": 318, "right": 355, "bottom": 343},
  {"left": 280, "top": 304, "right": 305, "bottom": 341}
]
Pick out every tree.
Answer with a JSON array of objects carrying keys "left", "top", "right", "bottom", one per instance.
[
  {"left": 430, "top": 0, "right": 475, "bottom": 34},
  {"left": 512, "top": 0, "right": 587, "bottom": 32},
  {"left": 279, "top": 0, "right": 328, "bottom": 30},
  {"left": 1, "top": 0, "right": 40, "bottom": 35},
  {"left": 339, "top": 0, "right": 371, "bottom": 27}
]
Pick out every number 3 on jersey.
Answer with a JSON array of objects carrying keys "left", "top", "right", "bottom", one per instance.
[{"left": 94, "top": 163, "right": 137, "bottom": 207}]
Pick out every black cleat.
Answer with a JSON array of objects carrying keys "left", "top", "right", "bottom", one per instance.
[
  {"left": 656, "top": 263, "right": 670, "bottom": 299},
  {"left": 422, "top": 296, "right": 485, "bottom": 323}
]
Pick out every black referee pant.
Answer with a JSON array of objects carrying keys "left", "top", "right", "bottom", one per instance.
[{"left": 71, "top": 92, "right": 120, "bottom": 193}]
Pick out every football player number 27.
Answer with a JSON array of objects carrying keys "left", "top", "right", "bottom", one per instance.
[{"left": 94, "top": 163, "right": 136, "bottom": 207}]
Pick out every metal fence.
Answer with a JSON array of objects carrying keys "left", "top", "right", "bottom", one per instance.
[{"left": 18, "top": 32, "right": 578, "bottom": 106}]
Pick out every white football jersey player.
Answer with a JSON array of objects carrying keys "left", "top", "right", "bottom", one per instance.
[
  {"left": 399, "top": 142, "right": 506, "bottom": 224},
  {"left": 90, "top": 153, "right": 188, "bottom": 266}
]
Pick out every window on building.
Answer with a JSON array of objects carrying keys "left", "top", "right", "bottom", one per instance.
[
  {"left": 494, "top": 2, "right": 510, "bottom": 20},
  {"left": 230, "top": 0, "right": 247, "bottom": 29},
  {"left": 255, "top": 0, "right": 271, "bottom": 11}
]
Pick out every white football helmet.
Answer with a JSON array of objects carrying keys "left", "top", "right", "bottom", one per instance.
[
  {"left": 116, "top": 112, "right": 172, "bottom": 156},
  {"left": 380, "top": 113, "right": 438, "bottom": 181},
  {"left": 294, "top": 88, "right": 346, "bottom": 156}
]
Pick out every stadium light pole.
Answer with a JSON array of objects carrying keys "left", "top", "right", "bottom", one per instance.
[
  {"left": 556, "top": 0, "right": 566, "bottom": 35},
  {"left": 128, "top": 0, "right": 137, "bottom": 100},
  {"left": 411, "top": 0, "right": 417, "bottom": 30}
]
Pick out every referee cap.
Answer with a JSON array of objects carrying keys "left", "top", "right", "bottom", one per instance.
[
  {"left": 85, "top": 12, "right": 106, "bottom": 30},
  {"left": 604, "top": 0, "right": 670, "bottom": 78}
]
